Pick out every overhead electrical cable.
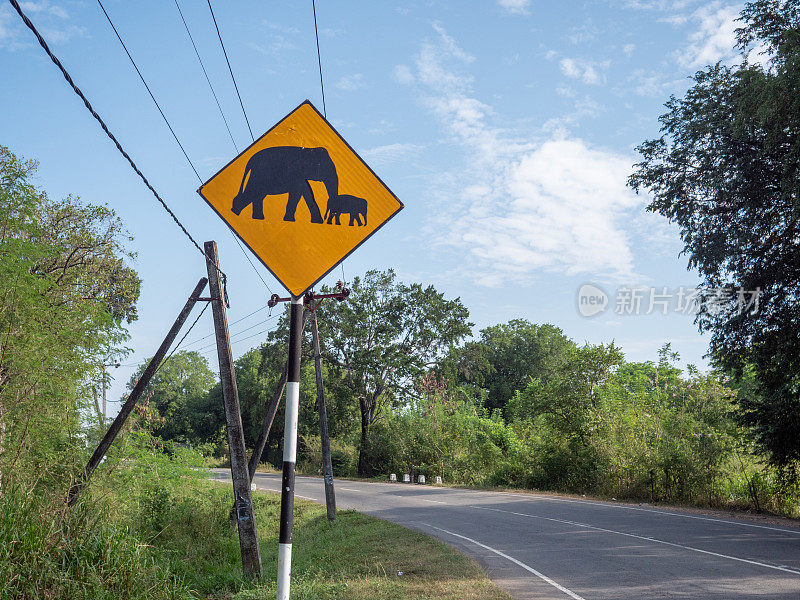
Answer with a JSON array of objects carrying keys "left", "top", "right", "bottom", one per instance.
[
  {"left": 207, "top": 0, "right": 254, "bottom": 141},
  {"left": 99, "top": 0, "right": 274, "bottom": 297},
  {"left": 97, "top": 0, "right": 202, "bottom": 183},
  {"left": 311, "top": 0, "right": 346, "bottom": 287},
  {"left": 194, "top": 313, "right": 280, "bottom": 352},
  {"left": 174, "top": 0, "right": 239, "bottom": 153},
  {"left": 154, "top": 301, "right": 210, "bottom": 376},
  {"left": 171, "top": 0, "right": 275, "bottom": 293},
  {"left": 311, "top": 0, "right": 327, "bottom": 118},
  {"left": 180, "top": 304, "right": 268, "bottom": 349},
  {"left": 6, "top": 0, "right": 228, "bottom": 288}
]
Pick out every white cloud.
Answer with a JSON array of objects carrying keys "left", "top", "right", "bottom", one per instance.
[
  {"left": 361, "top": 143, "right": 424, "bottom": 167},
  {"left": 497, "top": 0, "right": 531, "bottom": 15},
  {"left": 336, "top": 73, "right": 364, "bottom": 91},
  {"left": 393, "top": 64, "right": 415, "bottom": 85},
  {"left": 567, "top": 24, "right": 599, "bottom": 45},
  {"left": 262, "top": 20, "right": 300, "bottom": 34},
  {"left": 559, "top": 57, "right": 610, "bottom": 85},
  {"left": 679, "top": 2, "right": 741, "bottom": 69},
  {"left": 1, "top": 1, "right": 82, "bottom": 49},
  {"left": 409, "top": 26, "right": 643, "bottom": 285},
  {"left": 0, "top": 6, "right": 15, "bottom": 45},
  {"left": 623, "top": 43, "right": 636, "bottom": 56},
  {"left": 629, "top": 69, "right": 674, "bottom": 97}
]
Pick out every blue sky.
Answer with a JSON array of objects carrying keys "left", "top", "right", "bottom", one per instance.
[{"left": 1, "top": 0, "right": 752, "bottom": 408}]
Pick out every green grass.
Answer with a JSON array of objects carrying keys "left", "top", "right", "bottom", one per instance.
[{"left": 1, "top": 478, "right": 509, "bottom": 600}]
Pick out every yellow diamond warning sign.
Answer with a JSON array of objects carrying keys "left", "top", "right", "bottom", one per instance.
[{"left": 198, "top": 100, "right": 403, "bottom": 297}]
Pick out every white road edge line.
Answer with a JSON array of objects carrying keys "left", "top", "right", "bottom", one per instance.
[
  {"left": 337, "top": 487, "right": 360, "bottom": 492},
  {"left": 420, "top": 522, "right": 586, "bottom": 600},
  {"left": 419, "top": 498, "right": 448, "bottom": 504},
  {"left": 475, "top": 506, "right": 800, "bottom": 576}
]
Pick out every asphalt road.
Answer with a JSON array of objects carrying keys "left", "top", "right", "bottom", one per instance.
[{"left": 210, "top": 470, "right": 800, "bottom": 599}]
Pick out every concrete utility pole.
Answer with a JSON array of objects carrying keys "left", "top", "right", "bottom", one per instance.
[
  {"left": 205, "top": 241, "right": 262, "bottom": 580},
  {"left": 311, "top": 310, "right": 336, "bottom": 521}
]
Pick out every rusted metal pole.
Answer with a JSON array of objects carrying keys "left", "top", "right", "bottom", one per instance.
[
  {"left": 311, "top": 311, "right": 336, "bottom": 521},
  {"left": 68, "top": 277, "right": 208, "bottom": 506},
  {"left": 205, "top": 240, "right": 262, "bottom": 580}
]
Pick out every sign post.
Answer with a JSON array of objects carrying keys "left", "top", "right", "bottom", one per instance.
[
  {"left": 277, "top": 295, "right": 304, "bottom": 599},
  {"left": 197, "top": 99, "right": 402, "bottom": 600}
]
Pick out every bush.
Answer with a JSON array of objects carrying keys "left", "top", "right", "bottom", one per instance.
[{"left": 0, "top": 484, "right": 190, "bottom": 600}]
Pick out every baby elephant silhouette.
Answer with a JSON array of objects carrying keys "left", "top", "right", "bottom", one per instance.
[{"left": 325, "top": 194, "right": 368, "bottom": 226}]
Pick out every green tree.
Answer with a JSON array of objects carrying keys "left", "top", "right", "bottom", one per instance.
[
  {"left": 628, "top": 1, "right": 800, "bottom": 471},
  {"left": 127, "top": 351, "right": 215, "bottom": 443},
  {"left": 442, "top": 320, "right": 574, "bottom": 415},
  {"left": 316, "top": 269, "right": 472, "bottom": 476},
  {"left": 0, "top": 145, "right": 140, "bottom": 490}
]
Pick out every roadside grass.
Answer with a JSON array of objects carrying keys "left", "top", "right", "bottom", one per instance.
[
  {"left": 204, "top": 480, "right": 511, "bottom": 600},
  {"left": 1, "top": 474, "right": 509, "bottom": 600}
]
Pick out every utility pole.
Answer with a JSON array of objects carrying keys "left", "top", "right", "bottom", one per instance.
[
  {"left": 277, "top": 295, "right": 304, "bottom": 600},
  {"left": 68, "top": 277, "right": 208, "bottom": 505},
  {"left": 311, "top": 310, "right": 336, "bottom": 521},
  {"left": 205, "top": 240, "right": 262, "bottom": 580}
]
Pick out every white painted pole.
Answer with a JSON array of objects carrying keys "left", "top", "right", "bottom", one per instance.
[{"left": 277, "top": 296, "right": 304, "bottom": 600}]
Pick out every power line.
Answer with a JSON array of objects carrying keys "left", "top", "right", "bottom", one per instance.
[
  {"left": 207, "top": 0, "right": 254, "bottom": 141},
  {"left": 174, "top": 0, "right": 239, "bottom": 154},
  {"left": 7, "top": 0, "right": 227, "bottom": 287},
  {"left": 181, "top": 304, "right": 268, "bottom": 349},
  {"left": 197, "top": 322, "right": 281, "bottom": 358},
  {"left": 311, "top": 0, "right": 327, "bottom": 118},
  {"left": 171, "top": 0, "right": 273, "bottom": 293},
  {"left": 96, "top": 0, "right": 202, "bottom": 183},
  {"left": 229, "top": 230, "right": 274, "bottom": 293},
  {"left": 194, "top": 313, "right": 280, "bottom": 352},
  {"left": 310, "top": 0, "right": 345, "bottom": 286},
  {"left": 154, "top": 300, "right": 210, "bottom": 376},
  {"left": 119, "top": 302, "right": 270, "bottom": 369},
  {"left": 98, "top": 1, "right": 270, "bottom": 301}
]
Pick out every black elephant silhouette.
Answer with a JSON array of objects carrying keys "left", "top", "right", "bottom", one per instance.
[
  {"left": 231, "top": 146, "right": 338, "bottom": 223},
  {"left": 325, "top": 194, "right": 368, "bottom": 226}
]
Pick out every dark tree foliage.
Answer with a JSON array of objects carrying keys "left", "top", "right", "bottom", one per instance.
[
  {"left": 126, "top": 351, "right": 215, "bottom": 443},
  {"left": 628, "top": 0, "right": 800, "bottom": 470},
  {"left": 440, "top": 319, "right": 573, "bottom": 415}
]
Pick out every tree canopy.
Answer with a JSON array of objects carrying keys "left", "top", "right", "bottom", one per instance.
[
  {"left": 441, "top": 319, "right": 574, "bottom": 415},
  {"left": 628, "top": 0, "right": 800, "bottom": 471},
  {"left": 315, "top": 269, "right": 472, "bottom": 476},
  {"left": 0, "top": 145, "right": 140, "bottom": 488}
]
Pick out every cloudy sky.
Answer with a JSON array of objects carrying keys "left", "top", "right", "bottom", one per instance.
[{"left": 1, "top": 0, "right": 752, "bottom": 406}]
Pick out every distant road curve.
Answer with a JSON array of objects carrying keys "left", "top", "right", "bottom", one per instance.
[{"left": 209, "top": 470, "right": 800, "bottom": 600}]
